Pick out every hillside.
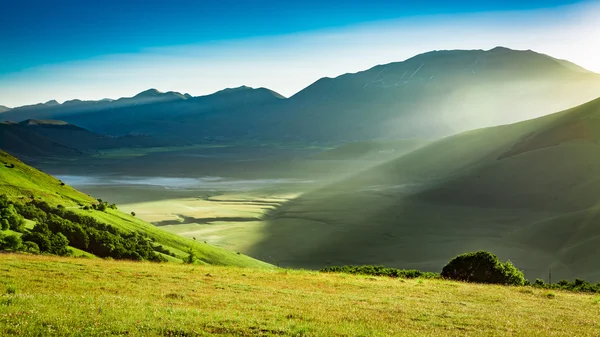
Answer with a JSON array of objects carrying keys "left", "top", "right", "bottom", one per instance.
[
  {"left": 0, "top": 150, "right": 271, "bottom": 267},
  {"left": 0, "top": 120, "right": 162, "bottom": 159},
  {"left": 0, "top": 254, "right": 598, "bottom": 336},
  {"left": 313, "top": 139, "right": 428, "bottom": 160},
  {"left": 251, "top": 97, "right": 600, "bottom": 281},
  {"left": 0, "top": 105, "right": 10, "bottom": 113},
  {"left": 4, "top": 48, "right": 600, "bottom": 144}
]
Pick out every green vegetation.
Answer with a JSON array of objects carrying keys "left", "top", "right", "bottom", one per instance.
[
  {"left": 321, "top": 265, "right": 439, "bottom": 279},
  {"left": 441, "top": 251, "right": 525, "bottom": 286},
  {"left": 0, "top": 150, "right": 272, "bottom": 268},
  {"left": 1, "top": 254, "right": 599, "bottom": 336}
]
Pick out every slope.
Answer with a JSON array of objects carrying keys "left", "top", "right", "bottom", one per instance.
[
  {"left": 0, "top": 120, "right": 161, "bottom": 159},
  {"left": 0, "top": 150, "right": 271, "bottom": 267},
  {"left": 251, "top": 97, "right": 600, "bottom": 281}
]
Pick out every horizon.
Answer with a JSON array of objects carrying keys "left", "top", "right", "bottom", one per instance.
[{"left": 1, "top": 0, "right": 599, "bottom": 107}]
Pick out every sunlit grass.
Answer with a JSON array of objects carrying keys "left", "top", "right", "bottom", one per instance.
[{"left": 0, "top": 254, "right": 598, "bottom": 336}]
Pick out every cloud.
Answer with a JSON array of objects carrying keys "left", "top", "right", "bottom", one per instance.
[{"left": 1, "top": 1, "right": 599, "bottom": 107}]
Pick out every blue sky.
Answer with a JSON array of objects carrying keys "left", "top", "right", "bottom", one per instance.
[{"left": 1, "top": 0, "right": 599, "bottom": 106}]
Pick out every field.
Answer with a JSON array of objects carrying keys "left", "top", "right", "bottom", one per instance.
[{"left": 1, "top": 254, "right": 599, "bottom": 336}]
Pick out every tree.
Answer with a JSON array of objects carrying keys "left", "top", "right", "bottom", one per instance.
[
  {"left": 185, "top": 247, "right": 196, "bottom": 264},
  {"left": 0, "top": 202, "right": 26, "bottom": 232},
  {"left": 49, "top": 232, "right": 70, "bottom": 256},
  {"left": 441, "top": 251, "right": 525, "bottom": 286},
  {"left": 1, "top": 234, "right": 22, "bottom": 251},
  {"left": 131, "top": 211, "right": 136, "bottom": 217}
]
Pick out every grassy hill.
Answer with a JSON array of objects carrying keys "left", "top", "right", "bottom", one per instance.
[
  {"left": 0, "top": 254, "right": 598, "bottom": 336},
  {"left": 250, "top": 97, "right": 600, "bottom": 281},
  {"left": 313, "top": 139, "right": 428, "bottom": 161},
  {"left": 0, "top": 150, "right": 271, "bottom": 268}
]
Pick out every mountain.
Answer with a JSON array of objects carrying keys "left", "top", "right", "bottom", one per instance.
[
  {"left": 0, "top": 119, "right": 162, "bottom": 159},
  {"left": 272, "top": 47, "right": 600, "bottom": 141},
  {"left": 0, "top": 105, "right": 12, "bottom": 113},
  {"left": 0, "top": 150, "right": 271, "bottom": 267},
  {"left": 4, "top": 48, "right": 599, "bottom": 144},
  {"left": 1, "top": 88, "right": 190, "bottom": 122},
  {"left": 250, "top": 97, "right": 600, "bottom": 281}
]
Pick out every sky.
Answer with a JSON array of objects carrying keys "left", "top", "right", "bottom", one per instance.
[{"left": 1, "top": 0, "right": 599, "bottom": 107}]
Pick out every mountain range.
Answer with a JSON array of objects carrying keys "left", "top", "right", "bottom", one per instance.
[{"left": 3, "top": 47, "right": 600, "bottom": 146}]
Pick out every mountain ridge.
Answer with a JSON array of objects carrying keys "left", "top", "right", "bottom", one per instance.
[{"left": 3, "top": 47, "right": 600, "bottom": 143}]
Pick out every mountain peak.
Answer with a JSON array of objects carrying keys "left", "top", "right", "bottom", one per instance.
[
  {"left": 44, "top": 100, "right": 60, "bottom": 106},
  {"left": 214, "top": 85, "right": 253, "bottom": 95},
  {"left": 134, "top": 88, "right": 163, "bottom": 98},
  {"left": 488, "top": 46, "right": 514, "bottom": 53}
]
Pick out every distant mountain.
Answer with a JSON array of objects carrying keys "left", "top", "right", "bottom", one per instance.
[
  {"left": 273, "top": 47, "right": 600, "bottom": 141},
  {"left": 251, "top": 96, "right": 600, "bottom": 281},
  {"left": 0, "top": 119, "right": 162, "bottom": 158},
  {"left": 1, "top": 88, "right": 190, "bottom": 122},
  {"left": 4, "top": 48, "right": 600, "bottom": 144},
  {"left": 0, "top": 105, "right": 10, "bottom": 113}
]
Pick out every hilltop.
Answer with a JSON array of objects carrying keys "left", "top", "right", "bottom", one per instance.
[
  {"left": 0, "top": 254, "right": 597, "bottom": 336},
  {"left": 251, "top": 97, "right": 600, "bottom": 281},
  {"left": 0, "top": 150, "right": 271, "bottom": 267}
]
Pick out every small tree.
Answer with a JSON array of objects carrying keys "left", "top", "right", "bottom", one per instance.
[
  {"left": 185, "top": 247, "right": 196, "bottom": 264},
  {"left": 2, "top": 234, "right": 22, "bottom": 251},
  {"left": 441, "top": 251, "right": 525, "bottom": 286},
  {"left": 131, "top": 211, "right": 136, "bottom": 217}
]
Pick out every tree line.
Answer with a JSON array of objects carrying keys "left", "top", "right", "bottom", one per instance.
[{"left": 0, "top": 195, "right": 173, "bottom": 261}]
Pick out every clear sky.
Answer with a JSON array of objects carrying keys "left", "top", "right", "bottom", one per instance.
[{"left": 1, "top": 0, "right": 599, "bottom": 107}]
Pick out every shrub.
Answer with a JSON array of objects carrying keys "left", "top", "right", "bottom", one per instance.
[
  {"left": 185, "top": 248, "right": 196, "bottom": 264},
  {"left": 441, "top": 251, "right": 525, "bottom": 286},
  {"left": 320, "top": 265, "right": 439, "bottom": 279},
  {"left": 131, "top": 211, "right": 136, "bottom": 217},
  {"left": 1, "top": 234, "right": 22, "bottom": 251},
  {"left": 22, "top": 241, "right": 40, "bottom": 254}
]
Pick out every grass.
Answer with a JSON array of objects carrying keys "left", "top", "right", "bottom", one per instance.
[
  {"left": 252, "top": 97, "right": 600, "bottom": 281},
  {"left": 0, "top": 150, "right": 273, "bottom": 268},
  {"left": 0, "top": 254, "right": 598, "bottom": 336}
]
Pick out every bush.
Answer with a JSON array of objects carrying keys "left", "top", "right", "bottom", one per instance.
[
  {"left": 320, "top": 265, "right": 439, "bottom": 279},
  {"left": 441, "top": 251, "right": 525, "bottom": 286},
  {"left": 0, "top": 196, "right": 26, "bottom": 232},
  {"left": 0, "top": 234, "right": 22, "bottom": 251},
  {"left": 22, "top": 241, "right": 40, "bottom": 254}
]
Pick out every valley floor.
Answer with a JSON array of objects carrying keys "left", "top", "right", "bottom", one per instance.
[{"left": 0, "top": 254, "right": 598, "bottom": 336}]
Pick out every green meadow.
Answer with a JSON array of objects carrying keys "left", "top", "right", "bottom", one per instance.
[{"left": 1, "top": 254, "right": 599, "bottom": 337}]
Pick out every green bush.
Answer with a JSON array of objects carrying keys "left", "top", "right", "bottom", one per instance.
[
  {"left": 0, "top": 234, "right": 22, "bottom": 251},
  {"left": 441, "top": 251, "right": 525, "bottom": 286},
  {"left": 0, "top": 195, "right": 26, "bottom": 232},
  {"left": 320, "top": 265, "right": 439, "bottom": 279},
  {"left": 22, "top": 241, "right": 40, "bottom": 254}
]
